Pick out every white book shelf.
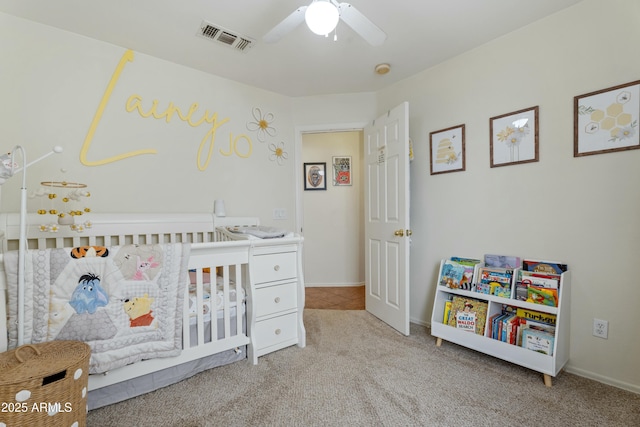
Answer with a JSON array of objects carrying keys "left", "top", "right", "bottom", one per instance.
[{"left": 430, "top": 259, "right": 571, "bottom": 386}]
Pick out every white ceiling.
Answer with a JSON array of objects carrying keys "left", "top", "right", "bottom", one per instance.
[{"left": 0, "top": 0, "right": 583, "bottom": 97}]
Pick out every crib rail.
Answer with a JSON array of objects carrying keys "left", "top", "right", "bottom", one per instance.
[
  {"left": 0, "top": 212, "right": 257, "bottom": 393},
  {"left": 0, "top": 213, "right": 222, "bottom": 251}
]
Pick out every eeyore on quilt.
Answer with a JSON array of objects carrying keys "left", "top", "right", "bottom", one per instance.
[{"left": 4, "top": 243, "right": 190, "bottom": 374}]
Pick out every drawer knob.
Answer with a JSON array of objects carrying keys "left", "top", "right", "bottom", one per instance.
[
  {"left": 274, "top": 265, "right": 280, "bottom": 271},
  {"left": 275, "top": 328, "right": 281, "bottom": 335},
  {"left": 274, "top": 297, "right": 281, "bottom": 304}
]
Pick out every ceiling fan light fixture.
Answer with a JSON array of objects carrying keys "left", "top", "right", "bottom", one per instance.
[{"left": 305, "top": 1, "right": 340, "bottom": 36}]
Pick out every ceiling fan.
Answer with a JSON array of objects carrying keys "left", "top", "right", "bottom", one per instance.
[{"left": 263, "top": 0, "right": 387, "bottom": 46}]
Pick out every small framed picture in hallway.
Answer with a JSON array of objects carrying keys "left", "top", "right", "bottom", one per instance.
[
  {"left": 332, "top": 156, "right": 352, "bottom": 186},
  {"left": 304, "top": 162, "right": 327, "bottom": 190}
]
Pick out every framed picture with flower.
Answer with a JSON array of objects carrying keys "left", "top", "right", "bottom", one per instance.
[
  {"left": 429, "top": 124, "right": 465, "bottom": 175},
  {"left": 574, "top": 80, "right": 640, "bottom": 157},
  {"left": 332, "top": 156, "right": 352, "bottom": 186},
  {"left": 490, "top": 106, "right": 539, "bottom": 167},
  {"left": 304, "top": 162, "right": 327, "bottom": 190}
]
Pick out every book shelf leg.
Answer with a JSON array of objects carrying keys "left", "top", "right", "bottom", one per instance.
[
  {"left": 543, "top": 374, "right": 552, "bottom": 387},
  {"left": 436, "top": 337, "right": 442, "bottom": 347}
]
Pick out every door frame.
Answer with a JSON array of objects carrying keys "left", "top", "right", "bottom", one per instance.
[{"left": 294, "top": 122, "right": 368, "bottom": 236}]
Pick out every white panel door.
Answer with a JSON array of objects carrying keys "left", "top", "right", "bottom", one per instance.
[{"left": 364, "top": 102, "right": 410, "bottom": 335}]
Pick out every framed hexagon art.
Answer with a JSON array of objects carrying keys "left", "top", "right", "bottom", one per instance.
[{"left": 574, "top": 80, "right": 640, "bottom": 157}]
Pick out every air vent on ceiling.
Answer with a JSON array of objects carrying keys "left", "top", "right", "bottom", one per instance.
[{"left": 197, "top": 21, "right": 254, "bottom": 52}]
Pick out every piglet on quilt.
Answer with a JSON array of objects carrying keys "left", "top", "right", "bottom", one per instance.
[{"left": 4, "top": 243, "right": 190, "bottom": 374}]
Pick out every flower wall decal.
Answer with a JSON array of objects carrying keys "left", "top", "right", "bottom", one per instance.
[
  {"left": 269, "top": 142, "right": 288, "bottom": 165},
  {"left": 246, "top": 107, "right": 277, "bottom": 143}
]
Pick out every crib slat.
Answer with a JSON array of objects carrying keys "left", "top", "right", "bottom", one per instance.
[
  {"left": 234, "top": 264, "right": 243, "bottom": 336},
  {"left": 182, "top": 283, "right": 189, "bottom": 348}
]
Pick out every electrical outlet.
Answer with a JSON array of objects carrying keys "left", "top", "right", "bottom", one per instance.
[
  {"left": 593, "top": 318, "right": 608, "bottom": 339},
  {"left": 273, "top": 208, "right": 288, "bottom": 220}
]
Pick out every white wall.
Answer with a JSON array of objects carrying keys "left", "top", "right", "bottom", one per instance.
[
  {"left": 0, "top": 12, "right": 296, "bottom": 230},
  {"left": 376, "top": 0, "right": 640, "bottom": 393},
  {"left": 2, "top": 0, "right": 639, "bottom": 394},
  {"left": 302, "top": 131, "right": 364, "bottom": 287}
]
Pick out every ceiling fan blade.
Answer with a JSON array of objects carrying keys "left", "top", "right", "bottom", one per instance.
[
  {"left": 337, "top": 3, "right": 387, "bottom": 46},
  {"left": 263, "top": 6, "right": 307, "bottom": 43}
]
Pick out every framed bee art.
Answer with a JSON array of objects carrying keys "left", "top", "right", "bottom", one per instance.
[{"left": 429, "top": 124, "right": 465, "bottom": 175}]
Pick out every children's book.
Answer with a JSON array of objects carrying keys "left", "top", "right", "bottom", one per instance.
[
  {"left": 484, "top": 254, "right": 521, "bottom": 269},
  {"left": 522, "top": 260, "right": 568, "bottom": 274},
  {"left": 492, "top": 313, "right": 508, "bottom": 340},
  {"left": 447, "top": 296, "right": 488, "bottom": 336},
  {"left": 439, "top": 260, "right": 467, "bottom": 289},
  {"left": 487, "top": 312, "right": 502, "bottom": 338},
  {"left": 443, "top": 300, "right": 452, "bottom": 324},
  {"left": 526, "top": 286, "right": 558, "bottom": 307},
  {"left": 450, "top": 257, "right": 481, "bottom": 290},
  {"left": 477, "top": 267, "right": 513, "bottom": 297},
  {"left": 516, "top": 319, "right": 555, "bottom": 346},
  {"left": 519, "top": 270, "right": 560, "bottom": 289},
  {"left": 521, "top": 327, "right": 555, "bottom": 356},
  {"left": 515, "top": 308, "right": 556, "bottom": 326}
]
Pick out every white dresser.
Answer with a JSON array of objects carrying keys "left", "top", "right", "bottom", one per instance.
[{"left": 246, "top": 236, "right": 306, "bottom": 364}]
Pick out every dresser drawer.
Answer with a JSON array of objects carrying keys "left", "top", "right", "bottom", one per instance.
[
  {"left": 252, "top": 252, "right": 297, "bottom": 284},
  {"left": 254, "top": 312, "right": 298, "bottom": 350},
  {"left": 255, "top": 282, "right": 297, "bottom": 317}
]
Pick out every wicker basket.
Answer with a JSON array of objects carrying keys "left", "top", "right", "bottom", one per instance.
[{"left": 0, "top": 341, "right": 91, "bottom": 427}]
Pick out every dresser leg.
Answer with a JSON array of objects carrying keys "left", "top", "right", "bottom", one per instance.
[
  {"left": 436, "top": 337, "right": 442, "bottom": 347},
  {"left": 543, "top": 374, "right": 552, "bottom": 387}
]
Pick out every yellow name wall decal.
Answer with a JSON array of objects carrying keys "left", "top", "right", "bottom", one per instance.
[{"left": 81, "top": 49, "right": 252, "bottom": 169}]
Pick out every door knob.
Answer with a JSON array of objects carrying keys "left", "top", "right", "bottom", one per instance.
[
  {"left": 394, "top": 229, "right": 404, "bottom": 237},
  {"left": 406, "top": 229, "right": 413, "bottom": 236}
]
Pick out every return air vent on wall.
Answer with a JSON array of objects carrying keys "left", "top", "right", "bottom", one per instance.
[{"left": 197, "top": 21, "right": 254, "bottom": 52}]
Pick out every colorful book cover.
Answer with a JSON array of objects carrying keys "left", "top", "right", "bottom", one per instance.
[
  {"left": 488, "top": 312, "right": 502, "bottom": 338},
  {"left": 501, "top": 314, "right": 517, "bottom": 342},
  {"left": 522, "top": 260, "right": 568, "bottom": 274},
  {"left": 450, "top": 257, "right": 481, "bottom": 289},
  {"left": 526, "top": 286, "right": 558, "bottom": 307},
  {"left": 443, "top": 300, "right": 452, "bottom": 324},
  {"left": 439, "top": 260, "right": 467, "bottom": 289},
  {"left": 515, "top": 308, "right": 557, "bottom": 326},
  {"left": 478, "top": 267, "right": 513, "bottom": 297},
  {"left": 492, "top": 313, "right": 508, "bottom": 340},
  {"left": 447, "top": 296, "right": 488, "bottom": 336}
]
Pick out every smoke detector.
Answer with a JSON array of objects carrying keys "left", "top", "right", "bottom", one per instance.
[{"left": 375, "top": 63, "right": 391, "bottom": 75}]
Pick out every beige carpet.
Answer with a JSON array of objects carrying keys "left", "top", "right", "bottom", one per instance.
[{"left": 87, "top": 309, "right": 639, "bottom": 426}]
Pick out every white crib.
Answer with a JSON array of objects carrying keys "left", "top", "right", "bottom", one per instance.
[{"left": 0, "top": 212, "right": 268, "bottom": 409}]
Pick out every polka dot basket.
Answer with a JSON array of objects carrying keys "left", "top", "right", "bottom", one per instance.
[{"left": 0, "top": 341, "right": 90, "bottom": 427}]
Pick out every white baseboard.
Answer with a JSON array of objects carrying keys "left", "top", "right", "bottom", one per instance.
[{"left": 564, "top": 365, "right": 640, "bottom": 395}]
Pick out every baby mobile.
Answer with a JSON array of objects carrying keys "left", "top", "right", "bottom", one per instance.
[{"left": 30, "top": 171, "right": 93, "bottom": 233}]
